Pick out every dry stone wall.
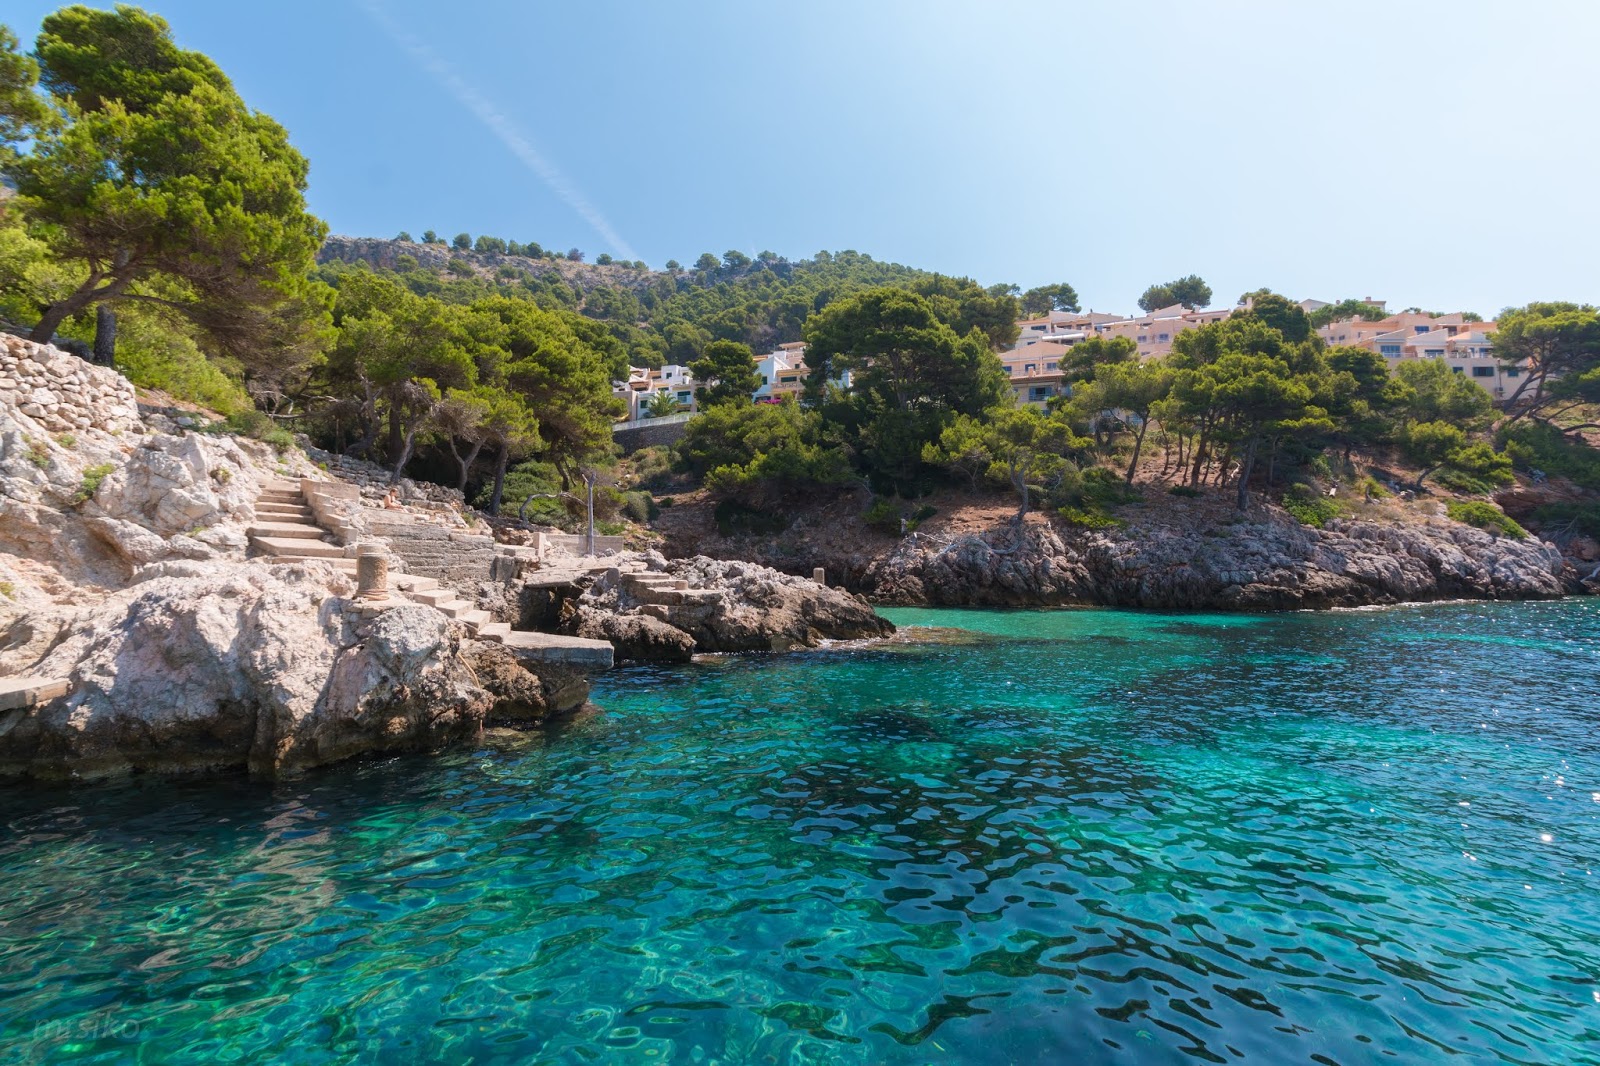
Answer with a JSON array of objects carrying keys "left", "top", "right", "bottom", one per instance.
[{"left": 0, "top": 333, "right": 140, "bottom": 435}]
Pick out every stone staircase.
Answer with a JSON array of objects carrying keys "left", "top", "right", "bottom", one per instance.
[
  {"left": 248, "top": 479, "right": 612, "bottom": 668},
  {"left": 248, "top": 480, "right": 357, "bottom": 574}
]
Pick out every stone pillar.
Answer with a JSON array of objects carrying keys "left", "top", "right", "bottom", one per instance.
[
  {"left": 356, "top": 543, "right": 390, "bottom": 601},
  {"left": 813, "top": 568, "right": 826, "bottom": 585}
]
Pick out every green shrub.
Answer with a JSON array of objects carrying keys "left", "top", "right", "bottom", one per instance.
[
  {"left": 1281, "top": 483, "right": 1343, "bottom": 528},
  {"left": 658, "top": 496, "right": 675, "bottom": 508},
  {"left": 1499, "top": 421, "right": 1600, "bottom": 492},
  {"left": 97, "top": 313, "right": 251, "bottom": 415},
  {"left": 1058, "top": 506, "right": 1123, "bottom": 529},
  {"left": 864, "top": 498, "right": 903, "bottom": 534},
  {"left": 1446, "top": 500, "right": 1527, "bottom": 538},
  {"left": 1168, "top": 485, "right": 1201, "bottom": 498},
  {"left": 1433, "top": 469, "right": 1500, "bottom": 496},
  {"left": 629, "top": 446, "right": 676, "bottom": 492},
  {"left": 56, "top": 433, "right": 76, "bottom": 449},
  {"left": 0, "top": 580, "right": 13, "bottom": 600},
  {"left": 597, "top": 520, "right": 627, "bottom": 536},
  {"left": 25, "top": 438, "right": 49, "bottom": 468},
  {"left": 1357, "top": 475, "right": 1391, "bottom": 500},
  {"left": 223, "top": 410, "right": 294, "bottom": 452},
  {"left": 620, "top": 490, "right": 656, "bottom": 524},
  {"left": 71, "top": 462, "right": 115, "bottom": 506}
]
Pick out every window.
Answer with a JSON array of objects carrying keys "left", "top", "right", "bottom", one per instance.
[
  {"left": 1380, "top": 344, "right": 1402, "bottom": 357},
  {"left": 1046, "top": 362, "right": 1058, "bottom": 370},
  {"left": 1029, "top": 387, "right": 1050, "bottom": 401},
  {"left": 1158, "top": 333, "right": 1170, "bottom": 343},
  {"left": 1451, "top": 366, "right": 1464, "bottom": 374},
  {"left": 1472, "top": 366, "right": 1495, "bottom": 378},
  {"left": 677, "top": 391, "right": 691, "bottom": 402},
  {"left": 1506, "top": 367, "right": 1521, "bottom": 377},
  {"left": 1025, "top": 364, "right": 1038, "bottom": 374},
  {"left": 1424, "top": 348, "right": 1445, "bottom": 357},
  {"left": 1414, "top": 325, "right": 1430, "bottom": 333}
]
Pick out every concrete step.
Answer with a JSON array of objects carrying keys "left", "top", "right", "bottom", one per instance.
[
  {"left": 499, "top": 631, "right": 614, "bottom": 669},
  {"left": 408, "top": 588, "right": 456, "bottom": 607},
  {"left": 393, "top": 575, "right": 440, "bottom": 593},
  {"left": 256, "top": 503, "right": 314, "bottom": 518},
  {"left": 250, "top": 536, "right": 345, "bottom": 558},
  {"left": 0, "top": 676, "right": 71, "bottom": 711},
  {"left": 458, "top": 609, "right": 492, "bottom": 630},
  {"left": 435, "top": 600, "right": 473, "bottom": 618},
  {"left": 246, "top": 522, "right": 326, "bottom": 540},
  {"left": 262, "top": 479, "right": 304, "bottom": 492},
  {"left": 476, "top": 622, "right": 510, "bottom": 643}
]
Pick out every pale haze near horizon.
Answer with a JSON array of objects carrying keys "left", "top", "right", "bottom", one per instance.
[{"left": 8, "top": 0, "right": 1597, "bottom": 317}]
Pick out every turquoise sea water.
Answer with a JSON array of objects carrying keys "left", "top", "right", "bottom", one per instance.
[{"left": 2, "top": 602, "right": 1599, "bottom": 1064}]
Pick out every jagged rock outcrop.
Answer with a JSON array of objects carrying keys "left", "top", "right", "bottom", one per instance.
[
  {"left": 865, "top": 511, "right": 1571, "bottom": 610},
  {"left": 571, "top": 607, "right": 698, "bottom": 663},
  {"left": 0, "top": 561, "right": 524, "bottom": 780},
  {"left": 462, "top": 640, "right": 591, "bottom": 722},
  {"left": 542, "top": 552, "right": 894, "bottom": 661}
]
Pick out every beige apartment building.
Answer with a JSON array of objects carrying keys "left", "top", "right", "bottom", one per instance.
[
  {"left": 1317, "top": 312, "right": 1524, "bottom": 400},
  {"left": 1014, "top": 299, "right": 1522, "bottom": 400}
]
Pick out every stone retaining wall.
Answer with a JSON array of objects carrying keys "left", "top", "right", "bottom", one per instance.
[
  {"left": 0, "top": 335, "right": 140, "bottom": 436},
  {"left": 365, "top": 516, "right": 520, "bottom": 587},
  {"left": 612, "top": 417, "right": 690, "bottom": 455}
]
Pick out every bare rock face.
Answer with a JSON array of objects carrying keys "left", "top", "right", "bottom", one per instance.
[
  {"left": 865, "top": 510, "right": 1571, "bottom": 610},
  {"left": 462, "top": 640, "right": 591, "bottom": 723},
  {"left": 545, "top": 554, "right": 894, "bottom": 661},
  {"left": 0, "top": 561, "right": 497, "bottom": 780},
  {"left": 571, "top": 606, "right": 697, "bottom": 663},
  {"left": 661, "top": 557, "right": 895, "bottom": 651}
]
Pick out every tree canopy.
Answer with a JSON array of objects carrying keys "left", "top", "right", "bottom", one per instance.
[
  {"left": 6, "top": 5, "right": 329, "bottom": 383},
  {"left": 1139, "top": 275, "right": 1211, "bottom": 312}
]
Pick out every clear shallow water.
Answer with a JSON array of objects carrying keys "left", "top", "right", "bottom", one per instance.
[{"left": 3, "top": 602, "right": 1599, "bottom": 1064}]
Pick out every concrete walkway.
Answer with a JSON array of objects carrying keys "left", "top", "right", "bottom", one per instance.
[{"left": 0, "top": 676, "right": 69, "bottom": 711}]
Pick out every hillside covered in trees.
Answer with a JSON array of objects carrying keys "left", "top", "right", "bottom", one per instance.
[{"left": 2, "top": 5, "right": 1599, "bottom": 556}]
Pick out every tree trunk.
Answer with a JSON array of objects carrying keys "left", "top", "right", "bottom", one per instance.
[
  {"left": 1125, "top": 419, "right": 1150, "bottom": 484},
  {"left": 454, "top": 439, "right": 485, "bottom": 492},
  {"left": 386, "top": 403, "right": 404, "bottom": 467},
  {"left": 29, "top": 290, "right": 95, "bottom": 344},
  {"left": 390, "top": 413, "right": 426, "bottom": 485},
  {"left": 1189, "top": 432, "right": 1209, "bottom": 488},
  {"left": 1236, "top": 435, "right": 1260, "bottom": 511},
  {"left": 1266, "top": 436, "right": 1279, "bottom": 487},
  {"left": 92, "top": 305, "right": 118, "bottom": 366},
  {"left": 488, "top": 443, "right": 509, "bottom": 515}
]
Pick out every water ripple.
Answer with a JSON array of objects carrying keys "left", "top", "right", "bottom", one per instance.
[{"left": 1, "top": 600, "right": 1598, "bottom": 1062}]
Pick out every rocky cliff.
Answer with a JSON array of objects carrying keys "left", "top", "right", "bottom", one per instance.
[
  {"left": 658, "top": 489, "right": 1580, "bottom": 610},
  {"left": 866, "top": 512, "right": 1571, "bottom": 610}
]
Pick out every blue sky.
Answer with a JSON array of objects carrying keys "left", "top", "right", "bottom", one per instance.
[{"left": 8, "top": 0, "right": 1599, "bottom": 316}]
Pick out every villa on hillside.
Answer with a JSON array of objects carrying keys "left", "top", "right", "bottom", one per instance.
[
  {"left": 613, "top": 296, "right": 1528, "bottom": 422},
  {"left": 612, "top": 342, "right": 850, "bottom": 420},
  {"left": 1011, "top": 298, "right": 1527, "bottom": 400}
]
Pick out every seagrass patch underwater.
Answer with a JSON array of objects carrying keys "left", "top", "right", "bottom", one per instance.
[{"left": 2, "top": 600, "right": 1598, "bottom": 1063}]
